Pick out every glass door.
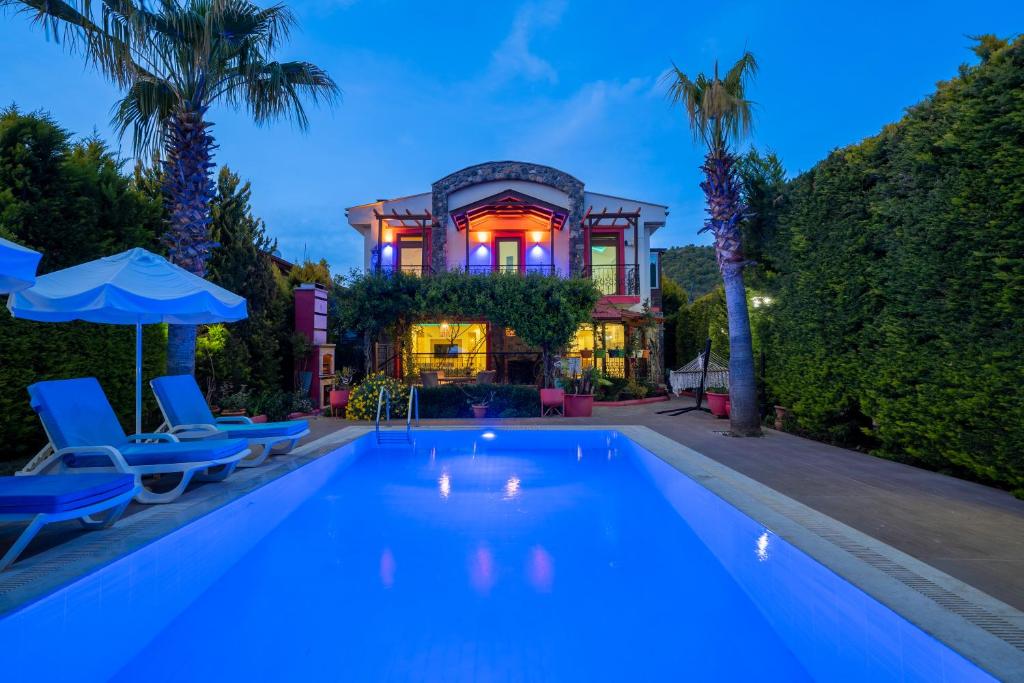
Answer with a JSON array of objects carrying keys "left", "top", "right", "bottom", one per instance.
[
  {"left": 590, "top": 233, "right": 620, "bottom": 295},
  {"left": 495, "top": 237, "right": 522, "bottom": 273},
  {"left": 397, "top": 235, "right": 424, "bottom": 275}
]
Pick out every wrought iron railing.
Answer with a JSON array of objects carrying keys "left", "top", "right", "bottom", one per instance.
[
  {"left": 584, "top": 264, "right": 639, "bottom": 296},
  {"left": 378, "top": 264, "right": 432, "bottom": 277},
  {"left": 407, "top": 351, "right": 542, "bottom": 385},
  {"left": 464, "top": 265, "right": 557, "bottom": 276}
]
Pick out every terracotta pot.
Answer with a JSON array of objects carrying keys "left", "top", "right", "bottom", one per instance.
[
  {"left": 220, "top": 409, "right": 246, "bottom": 417},
  {"left": 564, "top": 393, "right": 594, "bottom": 418},
  {"left": 706, "top": 391, "right": 729, "bottom": 418},
  {"left": 580, "top": 349, "right": 593, "bottom": 359},
  {"left": 329, "top": 389, "right": 350, "bottom": 416},
  {"left": 251, "top": 414, "right": 268, "bottom": 424},
  {"left": 774, "top": 405, "right": 789, "bottom": 430},
  {"left": 471, "top": 404, "right": 488, "bottom": 419},
  {"left": 641, "top": 349, "right": 650, "bottom": 359}
]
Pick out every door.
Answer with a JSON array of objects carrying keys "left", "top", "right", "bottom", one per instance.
[
  {"left": 495, "top": 237, "right": 522, "bottom": 273},
  {"left": 397, "top": 234, "right": 424, "bottom": 275},
  {"left": 590, "top": 233, "right": 620, "bottom": 295}
]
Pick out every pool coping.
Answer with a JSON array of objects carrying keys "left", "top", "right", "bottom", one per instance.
[{"left": 1, "top": 424, "right": 1022, "bottom": 680}]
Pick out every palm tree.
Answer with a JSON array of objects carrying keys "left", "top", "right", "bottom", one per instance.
[
  {"left": 4, "top": 0, "right": 339, "bottom": 374},
  {"left": 664, "top": 52, "right": 762, "bottom": 436}
]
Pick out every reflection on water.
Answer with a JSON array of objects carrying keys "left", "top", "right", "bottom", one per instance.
[
  {"left": 528, "top": 545, "right": 554, "bottom": 592},
  {"left": 470, "top": 544, "right": 495, "bottom": 594},
  {"left": 504, "top": 476, "right": 521, "bottom": 499},
  {"left": 438, "top": 470, "right": 451, "bottom": 499},
  {"left": 756, "top": 531, "right": 770, "bottom": 563},
  {"left": 379, "top": 548, "right": 396, "bottom": 588}
]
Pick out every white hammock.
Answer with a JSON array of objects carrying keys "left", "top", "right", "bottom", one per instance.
[{"left": 669, "top": 351, "right": 729, "bottom": 395}]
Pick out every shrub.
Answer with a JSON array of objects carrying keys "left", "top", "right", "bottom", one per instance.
[
  {"left": 417, "top": 384, "right": 539, "bottom": 418},
  {"left": 347, "top": 372, "right": 409, "bottom": 421}
]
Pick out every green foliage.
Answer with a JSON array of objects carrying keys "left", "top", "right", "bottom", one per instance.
[
  {"left": 0, "top": 107, "right": 166, "bottom": 461},
  {"left": 736, "top": 147, "right": 786, "bottom": 284},
  {"left": 288, "top": 259, "right": 333, "bottom": 289},
  {"left": 337, "top": 271, "right": 600, "bottom": 384},
  {"left": 347, "top": 372, "right": 409, "bottom": 421},
  {"left": 764, "top": 36, "right": 1024, "bottom": 487},
  {"left": 660, "top": 245, "right": 718, "bottom": 300},
  {"left": 198, "top": 166, "right": 289, "bottom": 397},
  {"left": 417, "top": 384, "right": 540, "bottom": 419}
]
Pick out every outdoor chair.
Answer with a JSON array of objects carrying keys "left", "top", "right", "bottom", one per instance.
[
  {"left": 540, "top": 388, "right": 565, "bottom": 417},
  {"left": 421, "top": 370, "right": 442, "bottom": 387},
  {"left": 476, "top": 371, "right": 496, "bottom": 384},
  {"left": 150, "top": 375, "right": 310, "bottom": 467},
  {"left": 0, "top": 473, "right": 138, "bottom": 571},
  {"left": 24, "top": 378, "right": 251, "bottom": 504}
]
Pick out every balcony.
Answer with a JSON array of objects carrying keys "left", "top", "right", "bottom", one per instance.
[
  {"left": 464, "top": 265, "right": 557, "bottom": 276},
  {"left": 378, "top": 264, "right": 432, "bottom": 277},
  {"left": 585, "top": 264, "right": 639, "bottom": 296}
]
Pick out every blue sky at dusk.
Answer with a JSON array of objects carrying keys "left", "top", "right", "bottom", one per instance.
[{"left": 2, "top": 1, "right": 1021, "bottom": 274}]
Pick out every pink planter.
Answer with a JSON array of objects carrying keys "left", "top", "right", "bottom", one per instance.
[
  {"left": 706, "top": 391, "right": 729, "bottom": 418},
  {"left": 251, "top": 414, "right": 268, "bottom": 424},
  {"left": 329, "top": 389, "right": 350, "bottom": 417},
  {"left": 471, "top": 404, "right": 488, "bottom": 419},
  {"left": 564, "top": 394, "right": 594, "bottom": 418}
]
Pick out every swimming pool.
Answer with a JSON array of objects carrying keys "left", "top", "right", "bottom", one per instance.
[{"left": 0, "top": 429, "right": 996, "bottom": 681}]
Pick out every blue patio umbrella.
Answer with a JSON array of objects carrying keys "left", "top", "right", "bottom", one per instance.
[
  {"left": 0, "top": 236, "right": 42, "bottom": 294},
  {"left": 7, "top": 248, "right": 247, "bottom": 433}
]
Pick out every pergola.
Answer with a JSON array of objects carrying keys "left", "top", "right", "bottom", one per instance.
[
  {"left": 373, "top": 208, "right": 433, "bottom": 274},
  {"left": 582, "top": 206, "right": 642, "bottom": 281},
  {"left": 450, "top": 190, "right": 567, "bottom": 272}
]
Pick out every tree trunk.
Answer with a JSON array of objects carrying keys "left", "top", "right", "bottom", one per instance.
[
  {"left": 722, "top": 263, "right": 761, "bottom": 435},
  {"left": 167, "top": 324, "right": 198, "bottom": 377},
  {"left": 702, "top": 150, "right": 762, "bottom": 436},
  {"left": 162, "top": 105, "right": 217, "bottom": 376}
]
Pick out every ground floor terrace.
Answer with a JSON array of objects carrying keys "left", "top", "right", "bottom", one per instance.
[{"left": 377, "top": 310, "right": 662, "bottom": 385}]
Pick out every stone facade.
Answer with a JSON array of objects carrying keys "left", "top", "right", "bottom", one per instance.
[{"left": 430, "top": 161, "right": 586, "bottom": 274}]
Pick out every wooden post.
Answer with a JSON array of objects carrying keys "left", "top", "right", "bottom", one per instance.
[{"left": 549, "top": 214, "right": 554, "bottom": 274}]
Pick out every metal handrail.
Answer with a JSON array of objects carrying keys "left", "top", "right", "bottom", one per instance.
[{"left": 375, "top": 385, "right": 418, "bottom": 444}]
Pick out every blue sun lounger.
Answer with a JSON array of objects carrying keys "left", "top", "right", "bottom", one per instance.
[
  {"left": 22, "top": 378, "right": 251, "bottom": 504},
  {"left": 0, "top": 473, "right": 138, "bottom": 571},
  {"left": 150, "top": 375, "right": 310, "bottom": 468}
]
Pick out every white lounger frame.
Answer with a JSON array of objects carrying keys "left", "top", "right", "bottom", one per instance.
[
  {"left": 0, "top": 484, "right": 139, "bottom": 571},
  {"left": 19, "top": 432, "right": 250, "bottom": 504},
  {"left": 151, "top": 390, "right": 310, "bottom": 468}
]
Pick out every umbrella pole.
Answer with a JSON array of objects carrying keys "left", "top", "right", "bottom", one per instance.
[{"left": 136, "top": 321, "right": 143, "bottom": 435}]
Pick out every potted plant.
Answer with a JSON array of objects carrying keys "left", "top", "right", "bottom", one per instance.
[
  {"left": 561, "top": 368, "right": 610, "bottom": 418},
  {"left": 217, "top": 384, "right": 251, "bottom": 417},
  {"left": 329, "top": 366, "right": 355, "bottom": 417},
  {"left": 460, "top": 387, "right": 494, "bottom": 419},
  {"left": 580, "top": 348, "right": 593, "bottom": 359},
  {"left": 705, "top": 386, "right": 729, "bottom": 418},
  {"left": 594, "top": 348, "right": 606, "bottom": 359}
]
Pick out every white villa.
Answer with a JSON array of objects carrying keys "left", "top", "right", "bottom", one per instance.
[{"left": 345, "top": 161, "right": 668, "bottom": 383}]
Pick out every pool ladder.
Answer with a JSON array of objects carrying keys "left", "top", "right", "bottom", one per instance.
[{"left": 375, "top": 386, "right": 419, "bottom": 444}]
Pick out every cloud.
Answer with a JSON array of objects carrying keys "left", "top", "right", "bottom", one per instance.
[{"left": 488, "top": 0, "right": 566, "bottom": 84}]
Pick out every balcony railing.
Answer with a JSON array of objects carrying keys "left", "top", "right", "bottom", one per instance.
[
  {"left": 378, "top": 264, "right": 432, "bottom": 276},
  {"left": 585, "top": 264, "right": 639, "bottom": 296},
  {"left": 406, "top": 351, "right": 542, "bottom": 385},
  {"left": 464, "top": 265, "right": 557, "bottom": 276}
]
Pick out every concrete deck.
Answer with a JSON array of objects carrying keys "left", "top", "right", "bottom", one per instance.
[{"left": 3, "top": 399, "right": 1024, "bottom": 614}]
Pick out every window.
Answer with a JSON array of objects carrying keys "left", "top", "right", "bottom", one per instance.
[{"left": 650, "top": 252, "right": 660, "bottom": 288}]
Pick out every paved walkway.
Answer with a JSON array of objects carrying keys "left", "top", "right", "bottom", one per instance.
[{"left": 4, "top": 398, "right": 1024, "bottom": 611}]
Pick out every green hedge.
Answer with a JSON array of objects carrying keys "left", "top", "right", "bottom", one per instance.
[
  {"left": 762, "top": 36, "right": 1024, "bottom": 489},
  {"left": 417, "top": 384, "right": 540, "bottom": 419}
]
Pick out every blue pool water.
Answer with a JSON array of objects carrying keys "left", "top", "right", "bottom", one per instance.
[{"left": 2, "top": 430, "right": 991, "bottom": 681}]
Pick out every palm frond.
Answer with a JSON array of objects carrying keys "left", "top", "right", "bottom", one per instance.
[
  {"left": 112, "top": 77, "right": 178, "bottom": 156},
  {"left": 664, "top": 51, "right": 758, "bottom": 153}
]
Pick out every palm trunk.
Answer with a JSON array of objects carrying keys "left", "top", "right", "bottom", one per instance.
[
  {"left": 163, "top": 104, "right": 217, "bottom": 376},
  {"left": 702, "top": 150, "right": 761, "bottom": 436}
]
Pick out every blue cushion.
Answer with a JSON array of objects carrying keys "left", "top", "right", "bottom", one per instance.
[
  {"left": 65, "top": 439, "right": 248, "bottom": 469},
  {"left": 0, "top": 474, "right": 134, "bottom": 514},
  {"left": 217, "top": 420, "right": 308, "bottom": 440},
  {"left": 150, "top": 375, "right": 216, "bottom": 426},
  {"left": 28, "top": 378, "right": 128, "bottom": 450}
]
